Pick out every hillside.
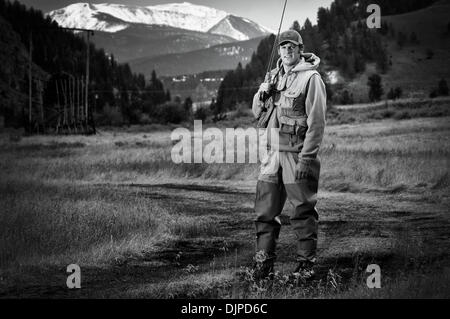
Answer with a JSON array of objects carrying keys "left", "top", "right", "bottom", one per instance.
[
  {"left": 0, "top": 0, "right": 177, "bottom": 129},
  {"left": 342, "top": 0, "right": 450, "bottom": 101},
  {"left": 129, "top": 36, "right": 264, "bottom": 77},
  {"left": 92, "top": 23, "right": 235, "bottom": 62},
  {"left": 215, "top": 0, "right": 450, "bottom": 110}
]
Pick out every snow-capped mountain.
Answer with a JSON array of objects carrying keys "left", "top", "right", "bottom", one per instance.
[
  {"left": 208, "top": 15, "right": 272, "bottom": 41},
  {"left": 47, "top": 2, "right": 272, "bottom": 41}
]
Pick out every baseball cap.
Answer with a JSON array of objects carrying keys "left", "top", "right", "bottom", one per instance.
[{"left": 278, "top": 30, "right": 303, "bottom": 46}]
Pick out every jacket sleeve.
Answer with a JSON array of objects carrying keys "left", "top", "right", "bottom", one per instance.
[
  {"left": 299, "top": 73, "right": 327, "bottom": 160},
  {"left": 252, "top": 69, "right": 278, "bottom": 119},
  {"left": 252, "top": 91, "right": 264, "bottom": 119}
]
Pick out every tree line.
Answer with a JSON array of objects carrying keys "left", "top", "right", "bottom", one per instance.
[
  {"left": 0, "top": 0, "right": 191, "bottom": 129},
  {"left": 215, "top": 0, "right": 438, "bottom": 112}
]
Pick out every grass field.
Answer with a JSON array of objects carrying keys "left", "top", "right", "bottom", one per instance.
[{"left": 0, "top": 111, "right": 449, "bottom": 298}]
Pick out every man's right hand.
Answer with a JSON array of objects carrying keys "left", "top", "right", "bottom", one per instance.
[
  {"left": 258, "top": 82, "right": 274, "bottom": 102},
  {"left": 258, "top": 82, "right": 274, "bottom": 94}
]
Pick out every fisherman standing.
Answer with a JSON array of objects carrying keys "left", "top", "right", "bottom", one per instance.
[{"left": 252, "top": 29, "right": 327, "bottom": 280}]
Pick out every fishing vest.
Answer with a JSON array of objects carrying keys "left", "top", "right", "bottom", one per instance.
[{"left": 274, "top": 69, "right": 319, "bottom": 152}]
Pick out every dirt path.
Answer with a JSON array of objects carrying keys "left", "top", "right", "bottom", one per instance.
[{"left": 1, "top": 183, "right": 449, "bottom": 298}]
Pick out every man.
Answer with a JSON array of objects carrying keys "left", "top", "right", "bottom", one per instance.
[{"left": 251, "top": 29, "right": 327, "bottom": 280}]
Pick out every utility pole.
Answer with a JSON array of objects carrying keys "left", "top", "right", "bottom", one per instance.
[
  {"left": 85, "top": 30, "right": 94, "bottom": 128},
  {"left": 28, "top": 30, "right": 32, "bottom": 129}
]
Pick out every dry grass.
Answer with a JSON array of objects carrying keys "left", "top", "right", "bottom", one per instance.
[
  {"left": 0, "top": 181, "right": 226, "bottom": 268},
  {"left": 1, "top": 116, "right": 447, "bottom": 190},
  {"left": 0, "top": 113, "right": 449, "bottom": 298}
]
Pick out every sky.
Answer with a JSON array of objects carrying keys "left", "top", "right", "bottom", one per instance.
[{"left": 18, "top": 0, "right": 334, "bottom": 31}]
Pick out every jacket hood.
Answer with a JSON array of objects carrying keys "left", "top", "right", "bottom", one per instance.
[{"left": 276, "top": 53, "right": 321, "bottom": 73}]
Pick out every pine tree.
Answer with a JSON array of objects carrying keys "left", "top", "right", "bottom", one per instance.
[
  {"left": 397, "top": 31, "right": 407, "bottom": 49},
  {"left": 303, "top": 18, "right": 313, "bottom": 30},
  {"left": 394, "top": 87, "right": 402, "bottom": 99},
  {"left": 367, "top": 74, "right": 384, "bottom": 102},
  {"left": 376, "top": 44, "right": 389, "bottom": 74},
  {"left": 183, "top": 97, "right": 193, "bottom": 114},
  {"left": 388, "top": 23, "right": 396, "bottom": 38},
  {"left": 438, "top": 79, "right": 449, "bottom": 96},
  {"left": 387, "top": 88, "right": 396, "bottom": 100},
  {"left": 291, "top": 20, "right": 301, "bottom": 33},
  {"left": 410, "top": 32, "right": 419, "bottom": 44}
]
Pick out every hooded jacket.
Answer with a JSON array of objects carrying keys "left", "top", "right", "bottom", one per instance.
[{"left": 252, "top": 54, "right": 327, "bottom": 160}]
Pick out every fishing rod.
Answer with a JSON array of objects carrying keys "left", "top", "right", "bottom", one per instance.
[
  {"left": 265, "top": 0, "right": 288, "bottom": 84},
  {"left": 257, "top": 0, "right": 288, "bottom": 122}
]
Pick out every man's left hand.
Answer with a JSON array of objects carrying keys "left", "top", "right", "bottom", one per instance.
[{"left": 295, "top": 158, "right": 313, "bottom": 181}]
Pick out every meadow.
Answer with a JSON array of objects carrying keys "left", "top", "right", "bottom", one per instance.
[{"left": 0, "top": 107, "right": 449, "bottom": 298}]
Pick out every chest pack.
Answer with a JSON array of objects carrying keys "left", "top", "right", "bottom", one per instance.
[{"left": 277, "top": 70, "right": 318, "bottom": 146}]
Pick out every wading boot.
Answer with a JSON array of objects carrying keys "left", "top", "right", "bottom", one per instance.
[
  {"left": 251, "top": 251, "right": 275, "bottom": 281},
  {"left": 293, "top": 259, "right": 316, "bottom": 281}
]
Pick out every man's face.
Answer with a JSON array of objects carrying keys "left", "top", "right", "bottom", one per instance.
[{"left": 278, "top": 42, "right": 301, "bottom": 67}]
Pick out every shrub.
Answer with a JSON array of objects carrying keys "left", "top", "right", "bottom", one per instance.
[
  {"left": 430, "top": 79, "right": 449, "bottom": 98},
  {"left": 154, "top": 102, "right": 188, "bottom": 124},
  {"left": 387, "top": 87, "right": 402, "bottom": 100},
  {"left": 382, "top": 109, "right": 395, "bottom": 118},
  {"left": 234, "top": 102, "right": 251, "bottom": 118},
  {"left": 387, "top": 88, "right": 396, "bottom": 100},
  {"left": 339, "top": 90, "right": 354, "bottom": 105},
  {"left": 99, "top": 103, "right": 124, "bottom": 125},
  {"left": 393, "top": 111, "right": 411, "bottom": 120},
  {"left": 194, "top": 107, "right": 208, "bottom": 121},
  {"left": 438, "top": 79, "right": 449, "bottom": 96}
]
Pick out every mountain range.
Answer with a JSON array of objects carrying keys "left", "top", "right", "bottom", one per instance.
[
  {"left": 46, "top": 2, "right": 273, "bottom": 77},
  {"left": 129, "top": 36, "right": 264, "bottom": 77},
  {"left": 48, "top": 2, "right": 272, "bottom": 38}
]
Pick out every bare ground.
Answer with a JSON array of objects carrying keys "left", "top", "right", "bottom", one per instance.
[{"left": 1, "top": 181, "right": 449, "bottom": 298}]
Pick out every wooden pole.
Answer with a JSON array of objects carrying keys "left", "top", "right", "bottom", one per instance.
[
  {"left": 56, "top": 81, "right": 61, "bottom": 133},
  {"left": 80, "top": 80, "right": 85, "bottom": 125},
  {"left": 28, "top": 31, "right": 33, "bottom": 129},
  {"left": 62, "top": 79, "right": 67, "bottom": 127},
  {"left": 38, "top": 79, "right": 44, "bottom": 132},
  {"left": 78, "top": 78, "right": 81, "bottom": 123},
  {"left": 76, "top": 78, "right": 79, "bottom": 124},
  {"left": 85, "top": 32, "right": 91, "bottom": 128}
]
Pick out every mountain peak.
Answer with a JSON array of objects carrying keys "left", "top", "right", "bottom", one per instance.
[{"left": 47, "top": 2, "right": 270, "bottom": 40}]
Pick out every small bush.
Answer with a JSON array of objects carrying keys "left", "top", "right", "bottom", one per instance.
[
  {"left": 382, "top": 110, "right": 395, "bottom": 118},
  {"left": 438, "top": 79, "right": 449, "bottom": 96},
  {"left": 393, "top": 111, "right": 411, "bottom": 120},
  {"left": 97, "top": 103, "right": 124, "bottom": 125},
  {"left": 387, "top": 87, "right": 402, "bottom": 100},
  {"left": 194, "top": 107, "right": 209, "bottom": 121},
  {"left": 339, "top": 90, "right": 354, "bottom": 105},
  {"left": 153, "top": 102, "right": 189, "bottom": 124},
  {"left": 430, "top": 79, "right": 449, "bottom": 98},
  {"left": 8, "top": 132, "right": 22, "bottom": 142}
]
